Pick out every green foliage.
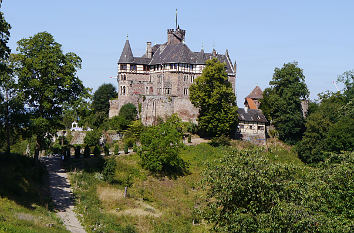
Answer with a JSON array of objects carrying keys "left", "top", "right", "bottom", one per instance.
[
  {"left": 124, "top": 144, "right": 129, "bottom": 154},
  {"left": 92, "top": 83, "right": 117, "bottom": 115},
  {"left": 133, "top": 144, "right": 137, "bottom": 152},
  {"left": 187, "top": 134, "right": 192, "bottom": 143},
  {"left": 13, "top": 32, "right": 87, "bottom": 159},
  {"left": 109, "top": 115, "right": 129, "bottom": 131},
  {"left": 138, "top": 116, "right": 188, "bottom": 175},
  {"left": 209, "top": 135, "right": 231, "bottom": 147},
  {"left": 114, "top": 143, "right": 120, "bottom": 155},
  {"left": 74, "top": 145, "right": 81, "bottom": 158},
  {"left": 104, "top": 144, "right": 110, "bottom": 156},
  {"left": 200, "top": 149, "right": 353, "bottom": 232},
  {"left": 189, "top": 58, "right": 238, "bottom": 138},
  {"left": 102, "top": 157, "right": 117, "bottom": 184},
  {"left": 260, "top": 62, "right": 309, "bottom": 144},
  {"left": 84, "top": 144, "right": 90, "bottom": 158},
  {"left": 84, "top": 129, "right": 101, "bottom": 146},
  {"left": 93, "top": 146, "right": 101, "bottom": 157},
  {"left": 119, "top": 103, "right": 137, "bottom": 122},
  {"left": 297, "top": 72, "right": 353, "bottom": 164},
  {"left": 0, "top": 11, "right": 11, "bottom": 69}
]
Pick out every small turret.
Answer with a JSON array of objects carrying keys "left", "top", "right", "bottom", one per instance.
[
  {"left": 146, "top": 42, "right": 152, "bottom": 58},
  {"left": 118, "top": 39, "right": 134, "bottom": 63}
]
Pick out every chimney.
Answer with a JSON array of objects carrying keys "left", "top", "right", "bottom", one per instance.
[
  {"left": 245, "top": 106, "right": 248, "bottom": 113},
  {"left": 146, "top": 42, "right": 152, "bottom": 58}
]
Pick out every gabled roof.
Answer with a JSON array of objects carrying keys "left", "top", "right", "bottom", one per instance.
[
  {"left": 246, "top": 86, "right": 263, "bottom": 99},
  {"left": 118, "top": 40, "right": 134, "bottom": 63},
  {"left": 238, "top": 108, "right": 267, "bottom": 123}
]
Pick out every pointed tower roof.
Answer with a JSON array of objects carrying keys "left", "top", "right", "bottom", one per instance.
[
  {"left": 246, "top": 86, "right": 263, "bottom": 99},
  {"left": 119, "top": 39, "right": 134, "bottom": 63}
]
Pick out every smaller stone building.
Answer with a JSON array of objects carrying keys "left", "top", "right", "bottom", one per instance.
[
  {"left": 244, "top": 86, "right": 263, "bottom": 109},
  {"left": 237, "top": 107, "right": 268, "bottom": 145}
]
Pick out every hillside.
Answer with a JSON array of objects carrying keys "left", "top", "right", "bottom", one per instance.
[
  {"left": 66, "top": 140, "right": 305, "bottom": 232},
  {"left": 0, "top": 153, "right": 68, "bottom": 233}
]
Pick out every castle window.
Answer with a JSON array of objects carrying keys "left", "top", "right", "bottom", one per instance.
[
  {"left": 174, "top": 64, "right": 177, "bottom": 69},
  {"left": 130, "top": 65, "right": 137, "bottom": 71},
  {"left": 146, "top": 87, "right": 149, "bottom": 94},
  {"left": 170, "top": 64, "right": 173, "bottom": 69},
  {"left": 120, "top": 64, "right": 127, "bottom": 70},
  {"left": 120, "top": 86, "right": 126, "bottom": 95},
  {"left": 165, "top": 88, "right": 171, "bottom": 95},
  {"left": 191, "top": 75, "right": 194, "bottom": 83},
  {"left": 258, "top": 126, "right": 264, "bottom": 131},
  {"left": 184, "top": 88, "right": 189, "bottom": 95}
]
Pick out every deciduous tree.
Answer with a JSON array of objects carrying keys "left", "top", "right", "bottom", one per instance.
[
  {"left": 260, "top": 62, "right": 309, "bottom": 144},
  {"left": 14, "top": 32, "right": 86, "bottom": 160},
  {"left": 189, "top": 58, "right": 238, "bottom": 138},
  {"left": 92, "top": 83, "right": 117, "bottom": 115}
]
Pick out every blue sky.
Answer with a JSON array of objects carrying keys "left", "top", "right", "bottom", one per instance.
[{"left": 3, "top": 0, "right": 354, "bottom": 106}]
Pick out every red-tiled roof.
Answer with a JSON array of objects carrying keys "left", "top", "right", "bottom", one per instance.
[{"left": 245, "top": 98, "right": 258, "bottom": 109}]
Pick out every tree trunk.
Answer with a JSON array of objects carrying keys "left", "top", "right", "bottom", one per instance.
[{"left": 34, "top": 137, "right": 41, "bottom": 162}]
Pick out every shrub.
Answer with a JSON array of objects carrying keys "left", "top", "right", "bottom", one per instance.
[
  {"left": 199, "top": 149, "right": 354, "bottom": 232},
  {"left": 209, "top": 135, "right": 231, "bottom": 147},
  {"left": 84, "top": 145, "right": 90, "bottom": 158},
  {"left": 102, "top": 157, "right": 117, "bottom": 183},
  {"left": 138, "top": 116, "right": 188, "bottom": 175},
  {"left": 188, "top": 134, "right": 192, "bottom": 143},
  {"left": 119, "top": 103, "right": 137, "bottom": 122},
  {"left": 84, "top": 129, "right": 101, "bottom": 147},
  {"left": 124, "top": 144, "right": 129, "bottom": 154},
  {"left": 104, "top": 145, "right": 110, "bottom": 156},
  {"left": 93, "top": 146, "right": 101, "bottom": 157},
  {"left": 74, "top": 145, "right": 81, "bottom": 158},
  {"left": 114, "top": 144, "right": 120, "bottom": 155},
  {"left": 133, "top": 144, "right": 138, "bottom": 152}
]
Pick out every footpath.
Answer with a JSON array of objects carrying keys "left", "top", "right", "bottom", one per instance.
[{"left": 43, "top": 157, "right": 86, "bottom": 233}]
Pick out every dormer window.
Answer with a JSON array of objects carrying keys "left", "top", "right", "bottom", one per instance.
[
  {"left": 120, "top": 64, "right": 127, "bottom": 70},
  {"left": 130, "top": 65, "right": 137, "bottom": 71}
]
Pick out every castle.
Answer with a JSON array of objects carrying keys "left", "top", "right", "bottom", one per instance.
[{"left": 109, "top": 24, "right": 237, "bottom": 125}]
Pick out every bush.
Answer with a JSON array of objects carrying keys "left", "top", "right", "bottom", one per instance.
[
  {"left": 114, "top": 144, "right": 119, "bottom": 155},
  {"left": 119, "top": 103, "right": 137, "bottom": 122},
  {"left": 124, "top": 144, "right": 129, "bottom": 154},
  {"left": 84, "top": 130, "right": 101, "bottom": 147},
  {"left": 133, "top": 144, "right": 138, "bottom": 152},
  {"left": 104, "top": 145, "right": 110, "bottom": 156},
  {"left": 187, "top": 134, "right": 192, "bottom": 143},
  {"left": 74, "top": 145, "right": 81, "bottom": 158},
  {"left": 102, "top": 157, "right": 117, "bottom": 183},
  {"left": 199, "top": 149, "right": 354, "bottom": 232},
  {"left": 138, "top": 116, "right": 188, "bottom": 175},
  {"left": 209, "top": 135, "right": 231, "bottom": 147},
  {"left": 84, "top": 145, "right": 90, "bottom": 158},
  {"left": 93, "top": 146, "right": 101, "bottom": 157}
]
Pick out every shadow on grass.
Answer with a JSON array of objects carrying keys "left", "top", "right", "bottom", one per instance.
[
  {"left": 0, "top": 152, "right": 50, "bottom": 209},
  {"left": 61, "top": 155, "right": 105, "bottom": 173}
]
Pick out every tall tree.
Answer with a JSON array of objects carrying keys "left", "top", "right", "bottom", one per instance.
[
  {"left": 297, "top": 71, "right": 353, "bottom": 163},
  {"left": 260, "top": 62, "right": 309, "bottom": 144},
  {"left": 0, "top": 11, "right": 11, "bottom": 72},
  {"left": 14, "top": 32, "right": 86, "bottom": 160},
  {"left": 92, "top": 83, "right": 117, "bottom": 114},
  {"left": 189, "top": 58, "right": 238, "bottom": 138}
]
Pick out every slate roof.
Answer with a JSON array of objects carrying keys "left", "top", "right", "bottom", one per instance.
[
  {"left": 246, "top": 86, "right": 263, "bottom": 99},
  {"left": 118, "top": 35, "right": 235, "bottom": 73},
  {"left": 118, "top": 40, "right": 134, "bottom": 63},
  {"left": 237, "top": 108, "right": 267, "bottom": 123}
]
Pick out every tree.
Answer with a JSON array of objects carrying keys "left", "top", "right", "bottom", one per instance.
[
  {"left": 14, "top": 32, "right": 86, "bottom": 160},
  {"left": 200, "top": 149, "right": 353, "bottom": 232},
  {"left": 119, "top": 103, "right": 137, "bottom": 122},
  {"left": 92, "top": 83, "right": 117, "bottom": 115},
  {"left": 260, "top": 62, "right": 309, "bottom": 144},
  {"left": 189, "top": 58, "right": 238, "bottom": 138},
  {"left": 0, "top": 11, "right": 11, "bottom": 72},
  {"left": 138, "top": 115, "right": 187, "bottom": 175},
  {"left": 296, "top": 71, "right": 353, "bottom": 163}
]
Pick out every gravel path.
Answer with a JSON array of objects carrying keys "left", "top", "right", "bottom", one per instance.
[{"left": 43, "top": 157, "right": 86, "bottom": 233}]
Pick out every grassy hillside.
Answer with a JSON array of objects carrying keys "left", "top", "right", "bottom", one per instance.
[
  {"left": 67, "top": 140, "right": 304, "bottom": 233},
  {"left": 0, "top": 153, "right": 68, "bottom": 233}
]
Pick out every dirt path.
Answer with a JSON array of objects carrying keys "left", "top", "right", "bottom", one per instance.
[{"left": 43, "top": 157, "right": 86, "bottom": 233}]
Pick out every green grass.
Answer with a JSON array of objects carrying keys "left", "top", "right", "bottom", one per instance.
[
  {"left": 67, "top": 141, "right": 305, "bottom": 233},
  {"left": 0, "top": 153, "right": 68, "bottom": 233}
]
